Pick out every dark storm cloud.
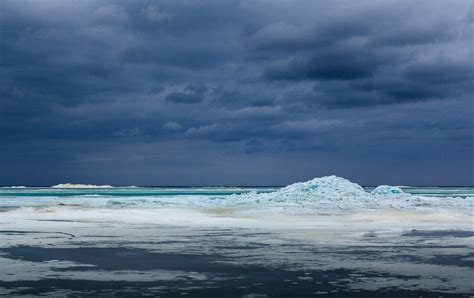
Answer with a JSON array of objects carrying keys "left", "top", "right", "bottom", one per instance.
[
  {"left": 254, "top": 1, "right": 472, "bottom": 107},
  {"left": 0, "top": 0, "right": 472, "bottom": 186},
  {"left": 264, "top": 47, "right": 386, "bottom": 81}
]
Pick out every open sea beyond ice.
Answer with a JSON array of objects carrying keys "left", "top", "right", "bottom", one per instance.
[{"left": 0, "top": 176, "right": 473, "bottom": 297}]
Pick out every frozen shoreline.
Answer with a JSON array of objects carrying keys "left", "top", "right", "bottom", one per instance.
[
  {"left": 0, "top": 176, "right": 473, "bottom": 295},
  {"left": 0, "top": 206, "right": 473, "bottom": 295}
]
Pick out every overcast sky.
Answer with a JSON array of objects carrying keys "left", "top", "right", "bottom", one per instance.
[{"left": 0, "top": 0, "right": 472, "bottom": 186}]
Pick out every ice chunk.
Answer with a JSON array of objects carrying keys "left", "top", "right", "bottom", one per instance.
[{"left": 371, "top": 185, "right": 405, "bottom": 196}]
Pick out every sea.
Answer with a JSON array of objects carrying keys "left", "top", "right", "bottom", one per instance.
[{"left": 0, "top": 176, "right": 472, "bottom": 297}]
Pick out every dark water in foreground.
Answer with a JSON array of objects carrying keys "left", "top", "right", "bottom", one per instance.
[{"left": 1, "top": 245, "right": 472, "bottom": 297}]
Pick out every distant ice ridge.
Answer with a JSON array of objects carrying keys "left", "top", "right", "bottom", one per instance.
[
  {"left": 52, "top": 183, "right": 113, "bottom": 189},
  {"left": 0, "top": 186, "right": 27, "bottom": 188}
]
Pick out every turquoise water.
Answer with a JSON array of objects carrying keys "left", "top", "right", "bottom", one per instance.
[
  {"left": 0, "top": 188, "right": 276, "bottom": 197},
  {"left": 1, "top": 186, "right": 472, "bottom": 197},
  {"left": 0, "top": 185, "right": 472, "bottom": 211},
  {"left": 0, "top": 187, "right": 276, "bottom": 210}
]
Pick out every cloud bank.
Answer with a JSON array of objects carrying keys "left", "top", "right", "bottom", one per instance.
[{"left": 0, "top": 0, "right": 472, "bottom": 186}]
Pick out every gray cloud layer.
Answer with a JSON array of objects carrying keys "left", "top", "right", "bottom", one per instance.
[{"left": 0, "top": 0, "right": 472, "bottom": 186}]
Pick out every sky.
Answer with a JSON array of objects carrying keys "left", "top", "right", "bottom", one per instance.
[{"left": 0, "top": 0, "right": 473, "bottom": 186}]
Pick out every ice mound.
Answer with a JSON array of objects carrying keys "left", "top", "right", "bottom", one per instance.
[
  {"left": 262, "top": 175, "right": 369, "bottom": 202},
  {"left": 229, "top": 176, "right": 379, "bottom": 213},
  {"left": 275, "top": 175, "right": 367, "bottom": 200},
  {"left": 371, "top": 185, "right": 405, "bottom": 196},
  {"left": 230, "top": 176, "right": 472, "bottom": 214},
  {"left": 52, "top": 183, "right": 113, "bottom": 189}
]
